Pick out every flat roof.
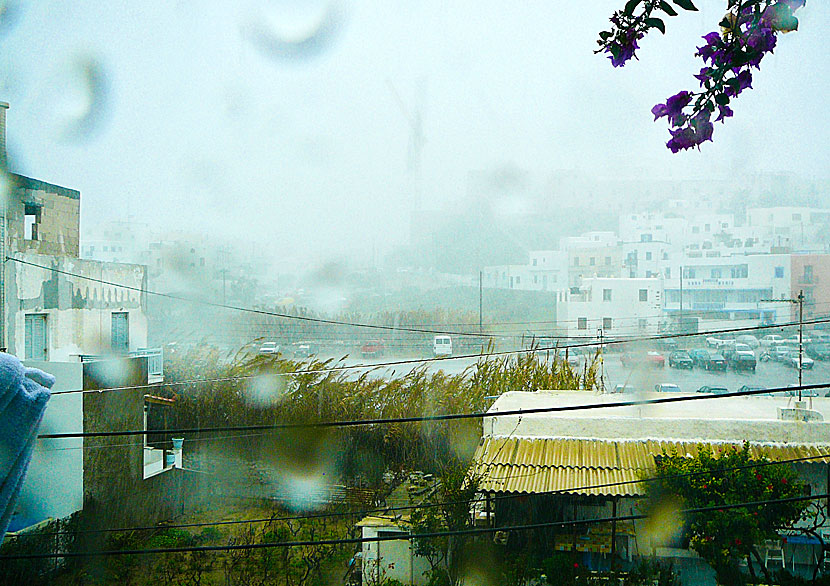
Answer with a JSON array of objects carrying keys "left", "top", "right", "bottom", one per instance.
[{"left": 484, "top": 391, "right": 830, "bottom": 444}]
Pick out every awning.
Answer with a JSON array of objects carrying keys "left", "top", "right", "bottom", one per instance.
[{"left": 471, "top": 437, "right": 830, "bottom": 497}]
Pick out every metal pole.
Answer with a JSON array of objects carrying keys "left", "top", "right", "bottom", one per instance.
[
  {"left": 479, "top": 270, "right": 483, "bottom": 334},
  {"left": 598, "top": 328, "right": 605, "bottom": 392},
  {"left": 679, "top": 265, "right": 683, "bottom": 333},
  {"left": 799, "top": 289, "right": 804, "bottom": 400}
]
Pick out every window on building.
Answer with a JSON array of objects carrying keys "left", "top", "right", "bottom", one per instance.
[
  {"left": 639, "top": 289, "right": 648, "bottom": 302},
  {"left": 640, "top": 233, "right": 653, "bottom": 242},
  {"left": 590, "top": 257, "right": 596, "bottom": 266},
  {"left": 24, "top": 313, "right": 47, "bottom": 360},
  {"left": 515, "top": 276, "right": 520, "bottom": 285},
  {"left": 684, "top": 268, "right": 695, "bottom": 278},
  {"left": 665, "top": 267, "right": 671, "bottom": 278},
  {"left": 605, "top": 256, "right": 611, "bottom": 265},
  {"left": 532, "top": 258, "right": 537, "bottom": 266},
  {"left": 143, "top": 395, "right": 177, "bottom": 479},
  {"left": 692, "top": 226, "right": 700, "bottom": 234},
  {"left": 804, "top": 265, "right": 814, "bottom": 282},
  {"left": 638, "top": 318, "right": 648, "bottom": 330},
  {"left": 573, "top": 257, "right": 579, "bottom": 267},
  {"left": 711, "top": 269, "right": 721, "bottom": 279},
  {"left": 705, "top": 223, "right": 710, "bottom": 232},
  {"left": 730, "top": 264, "right": 748, "bottom": 279},
  {"left": 775, "top": 266, "right": 784, "bottom": 278},
  {"left": 24, "top": 203, "right": 41, "bottom": 241},
  {"left": 603, "top": 317, "right": 613, "bottom": 330},
  {"left": 111, "top": 312, "right": 129, "bottom": 353},
  {"left": 793, "top": 213, "right": 802, "bottom": 222},
  {"left": 603, "top": 289, "right": 612, "bottom": 301},
  {"left": 533, "top": 275, "right": 538, "bottom": 284},
  {"left": 645, "top": 251, "right": 652, "bottom": 260},
  {"left": 577, "top": 317, "right": 587, "bottom": 330}
]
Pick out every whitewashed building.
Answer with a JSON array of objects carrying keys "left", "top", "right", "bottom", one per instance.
[{"left": 562, "top": 277, "right": 662, "bottom": 339}]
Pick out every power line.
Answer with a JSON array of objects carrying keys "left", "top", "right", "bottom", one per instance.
[
  {"left": 3, "top": 493, "right": 826, "bottom": 560},
  {"left": 5, "top": 256, "right": 487, "bottom": 338},
  {"left": 12, "top": 256, "right": 830, "bottom": 341},
  {"left": 11, "top": 450, "right": 830, "bottom": 539},
  {"left": 50, "top": 315, "right": 830, "bottom": 397},
  {"left": 37, "top": 382, "right": 830, "bottom": 440}
]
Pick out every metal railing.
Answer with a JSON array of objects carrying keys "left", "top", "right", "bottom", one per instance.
[{"left": 78, "top": 347, "right": 163, "bottom": 378}]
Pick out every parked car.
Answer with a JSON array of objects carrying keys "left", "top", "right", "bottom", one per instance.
[
  {"left": 783, "top": 353, "right": 814, "bottom": 370},
  {"left": 689, "top": 348, "right": 727, "bottom": 371},
  {"left": 760, "top": 334, "right": 785, "bottom": 348},
  {"left": 258, "top": 341, "right": 280, "bottom": 355},
  {"left": 656, "top": 339, "right": 679, "bottom": 351},
  {"left": 361, "top": 339, "right": 386, "bottom": 358},
  {"left": 611, "top": 383, "right": 638, "bottom": 394},
  {"left": 622, "top": 351, "right": 665, "bottom": 368},
  {"left": 293, "top": 342, "right": 316, "bottom": 358},
  {"left": 785, "top": 334, "right": 813, "bottom": 345},
  {"left": 654, "top": 383, "right": 682, "bottom": 392},
  {"left": 770, "top": 345, "right": 791, "bottom": 362},
  {"left": 668, "top": 350, "right": 693, "bottom": 369},
  {"left": 738, "top": 384, "right": 770, "bottom": 396},
  {"left": 726, "top": 343, "right": 756, "bottom": 372},
  {"left": 697, "top": 385, "right": 730, "bottom": 395},
  {"left": 706, "top": 336, "right": 736, "bottom": 350},
  {"left": 805, "top": 343, "right": 830, "bottom": 361},
  {"left": 736, "top": 335, "right": 760, "bottom": 349},
  {"left": 786, "top": 384, "right": 819, "bottom": 397}
]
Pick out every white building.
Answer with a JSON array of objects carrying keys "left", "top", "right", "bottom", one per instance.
[
  {"left": 747, "top": 206, "right": 830, "bottom": 251},
  {"left": 563, "top": 277, "right": 662, "bottom": 339},
  {"left": 482, "top": 250, "right": 568, "bottom": 292},
  {"left": 662, "top": 253, "right": 792, "bottom": 328}
]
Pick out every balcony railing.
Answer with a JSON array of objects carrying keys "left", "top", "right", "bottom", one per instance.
[{"left": 78, "top": 347, "right": 163, "bottom": 378}]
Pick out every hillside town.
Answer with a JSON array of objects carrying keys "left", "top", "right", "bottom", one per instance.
[{"left": 1, "top": 2, "right": 829, "bottom": 586}]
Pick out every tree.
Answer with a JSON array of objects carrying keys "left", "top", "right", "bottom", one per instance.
[
  {"left": 410, "top": 460, "right": 481, "bottom": 586},
  {"left": 648, "top": 445, "right": 808, "bottom": 586},
  {"left": 597, "top": 0, "right": 806, "bottom": 152}
]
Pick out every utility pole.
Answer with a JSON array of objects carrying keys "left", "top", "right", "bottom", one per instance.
[
  {"left": 761, "top": 290, "right": 805, "bottom": 400},
  {"left": 479, "top": 270, "right": 483, "bottom": 335},
  {"left": 679, "top": 265, "right": 683, "bottom": 334},
  {"left": 597, "top": 328, "right": 605, "bottom": 392}
]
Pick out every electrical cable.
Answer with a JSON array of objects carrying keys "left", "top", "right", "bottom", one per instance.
[
  {"left": 10, "top": 450, "right": 830, "bottom": 539},
  {"left": 37, "top": 381, "right": 830, "bottom": 439},
  {"left": 3, "top": 493, "right": 826, "bottom": 559}
]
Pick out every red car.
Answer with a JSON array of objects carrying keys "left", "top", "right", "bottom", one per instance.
[
  {"left": 621, "top": 351, "right": 665, "bottom": 368},
  {"left": 361, "top": 339, "right": 385, "bottom": 358}
]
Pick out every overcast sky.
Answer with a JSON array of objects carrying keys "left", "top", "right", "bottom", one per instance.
[{"left": 1, "top": 0, "right": 827, "bottom": 265}]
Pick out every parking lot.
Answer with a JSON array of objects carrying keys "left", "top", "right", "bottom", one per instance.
[{"left": 599, "top": 351, "right": 830, "bottom": 396}]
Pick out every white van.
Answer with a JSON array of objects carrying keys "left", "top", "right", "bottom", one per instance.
[{"left": 433, "top": 335, "right": 453, "bottom": 357}]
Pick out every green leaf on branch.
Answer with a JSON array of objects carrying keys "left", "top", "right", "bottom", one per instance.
[
  {"left": 673, "top": 0, "right": 698, "bottom": 11},
  {"left": 714, "top": 93, "right": 730, "bottom": 106},
  {"left": 624, "top": 0, "right": 642, "bottom": 16},
  {"left": 645, "top": 17, "right": 666, "bottom": 34},
  {"left": 659, "top": 1, "right": 679, "bottom": 16},
  {"left": 599, "top": 31, "right": 613, "bottom": 40}
]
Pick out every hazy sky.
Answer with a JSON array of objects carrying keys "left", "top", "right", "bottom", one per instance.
[{"left": 1, "top": 0, "right": 828, "bottom": 264}]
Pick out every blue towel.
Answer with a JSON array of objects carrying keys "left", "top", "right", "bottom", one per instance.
[{"left": 0, "top": 353, "right": 53, "bottom": 539}]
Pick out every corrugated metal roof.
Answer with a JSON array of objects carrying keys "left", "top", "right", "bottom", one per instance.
[{"left": 472, "top": 437, "right": 830, "bottom": 497}]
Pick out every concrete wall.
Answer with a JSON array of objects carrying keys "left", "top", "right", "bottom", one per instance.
[
  {"left": 5, "top": 253, "right": 148, "bottom": 360},
  {"left": 82, "top": 357, "right": 201, "bottom": 528},
  {"left": 9, "top": 360, "right": 84, "bottom": 532},
  {"left": 361, "top": 524, "right": 431, "bottom": 586},
  {"left": 8, "top": 174, "right": 81, "bottom": 257}
]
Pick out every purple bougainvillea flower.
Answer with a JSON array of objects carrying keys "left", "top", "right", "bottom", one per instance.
[
  {"left": 652, "top": 91, "right": 692, "bottom": 126},
  {"left": 693, "top": 67, "right": 711, "bottom": 85},
  {"left": 666, "top": 127, "right": 698, "bottom": 153},
  {"left": 716, "top": 104, "right": 734, "bottom": 122},
  {"left": 607, "top": 30, "right": 642, "bottom": 67},
  {"left": 696, "top": 32, "right": 723, "bottom": 64}
]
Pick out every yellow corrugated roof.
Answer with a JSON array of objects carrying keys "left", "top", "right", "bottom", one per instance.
[{"left": 472, "top": 437, "right": 830, "bottom": 497}]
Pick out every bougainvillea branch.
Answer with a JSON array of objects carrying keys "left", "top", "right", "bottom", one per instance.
[{"left": 597, "top": 0, "right": 806, "bottom": 152}]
